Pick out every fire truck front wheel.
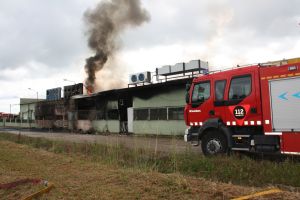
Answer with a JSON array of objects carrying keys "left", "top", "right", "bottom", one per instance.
[{"left": 201, "top": 130, "right": 228, "bottom": 156}]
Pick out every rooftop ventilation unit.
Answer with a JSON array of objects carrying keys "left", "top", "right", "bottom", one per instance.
[
  {"left": 129, "top": 71, "right": 151, "bottom": 84},
  {"left": 157, "top": 65, "right": 171, "bottom": 76},
  {"left": 185, "top": 59, "right": 208, "bottom": 73},
  {"left": 156, "top": 59, "right": 209, "bottom": 77},
  {"left": 171, "top": 63, "right": 185, "bottom": 74}
]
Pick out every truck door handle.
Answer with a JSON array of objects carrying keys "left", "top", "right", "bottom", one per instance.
[
  {"left": 250, "top": 107, "right": 257, "bottom": 114},
  {"left": 209, "top": 110, "right": 215, "bottom": 116}
]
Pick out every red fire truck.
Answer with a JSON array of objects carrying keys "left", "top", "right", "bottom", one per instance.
[{"left": 184, "top": 58, "right": 300, "bottom": 156}]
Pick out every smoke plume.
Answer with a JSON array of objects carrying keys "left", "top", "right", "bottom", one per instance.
[{"left": 84, "top": 0, "right": 150, "bottom": 92}]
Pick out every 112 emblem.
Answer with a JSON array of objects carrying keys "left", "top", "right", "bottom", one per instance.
[{"left": 233, "top": 106, "right": 246, "bottom": 119}]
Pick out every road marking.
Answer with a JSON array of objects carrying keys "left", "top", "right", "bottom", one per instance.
[{"left": 232, "top": 188, "right": 282, "bottom": 200}]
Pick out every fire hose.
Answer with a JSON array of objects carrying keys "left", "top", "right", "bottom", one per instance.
[{"left": 0, "top": 178, "right": 54, "bottom": 200}]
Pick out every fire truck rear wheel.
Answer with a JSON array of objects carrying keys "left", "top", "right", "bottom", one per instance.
[{"left": 201, "top": 130, "right": 228, "bottom": 156}]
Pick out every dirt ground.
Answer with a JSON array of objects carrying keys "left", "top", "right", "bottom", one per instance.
[
  {"left": 0, "top": 128, "right": 199, "bottom": 154},
  {"left": 1, "top": 140, "right": 299, "bottom": 200}
]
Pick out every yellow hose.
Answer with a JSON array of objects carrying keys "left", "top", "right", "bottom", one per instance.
[
  {"left": 232, "top": 188, "right": 282, "bottom": 200},
  {"left": 22, "top": 181, "right": 54, "bottom": 200}
]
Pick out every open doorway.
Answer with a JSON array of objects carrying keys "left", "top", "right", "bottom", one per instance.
[{"left": 118, "top": 95, "right": 132, "bottom": 134}]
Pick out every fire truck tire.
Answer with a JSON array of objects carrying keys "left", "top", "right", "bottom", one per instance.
[{"left": 201, "top": 130, "right": 228, "bottom": 156}]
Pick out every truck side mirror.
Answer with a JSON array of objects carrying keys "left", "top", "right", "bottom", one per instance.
[
  {"left": 186, "top": 84, "right": 191, "bottom": 91},
  {"left": 185, "top": 92, "right": 190, "bottom": 104}
]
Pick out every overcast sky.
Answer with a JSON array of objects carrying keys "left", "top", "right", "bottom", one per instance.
[{"left": 0, "top": 0, "right": 300, "bottom": 113}]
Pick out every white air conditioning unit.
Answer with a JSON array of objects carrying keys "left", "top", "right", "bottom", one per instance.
[
  {"left": 185, "top": 59, "right": 209, "bottom": 72},
  {"left": 129, "top": 71, "right": 151, "bottom": 84}
]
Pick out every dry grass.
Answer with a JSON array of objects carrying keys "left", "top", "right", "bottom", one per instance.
[
  {"left": 2, "top": 132, "right": 300, "bottom": 188},
  {"left": 1, "top": 140, "right": 299, "bottom": 199},
  {"left": 0, "top": 141, "right": 300, "bottom": 199}
]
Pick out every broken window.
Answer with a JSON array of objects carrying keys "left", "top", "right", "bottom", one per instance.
[{"left": 107, "top": 109, "right": 119, "bottom": 120}]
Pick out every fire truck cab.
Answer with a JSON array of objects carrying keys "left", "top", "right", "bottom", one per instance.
[{"left": 184, "top": 58, "right": 300, "bottom": 156}]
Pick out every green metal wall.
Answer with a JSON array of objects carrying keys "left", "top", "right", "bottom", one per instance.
[
  {"left": 132, "top": 87, "right": 186, "bottom": 135},
  {"left": 133, "top": 120, "right": 185, "bottom": 135},
  {"left": 92, "top": 120, "right": 120, "bottom": 133},
  {"left": 133, "top": 88, "right": 186, "bottom": 108}
]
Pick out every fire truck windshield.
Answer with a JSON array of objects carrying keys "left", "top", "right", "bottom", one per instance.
[{"left": 192, "top": 82, "right": 210, "bottom": 103}]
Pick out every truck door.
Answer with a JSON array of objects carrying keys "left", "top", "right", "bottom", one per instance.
[
  {"left": 188, "top": 80, "right": 213, "bottom": 126},
  {"left": 224, "top": 68, "right": 261, "bottom": 127},
  {"left": 213, "top": 79, "right": 227, "bottom": 122}
]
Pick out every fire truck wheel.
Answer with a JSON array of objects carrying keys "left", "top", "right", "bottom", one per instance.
[{"left": 201, "top": 130, "right": 228, "bottom": 156}]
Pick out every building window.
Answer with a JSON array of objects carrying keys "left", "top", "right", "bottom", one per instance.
[
  {"left": 107, "top": 109, "right": 119, "bottom": 120},
  {"left": 134, "top": 109, "right": 149, "bottom": 120},
  {"left": 150, "top": 108, "right": 167, "bottom": 120},
  {"left": 215, "top": 80, "right": 226, "bottom": 101},
  {"left": 134, "top": 107, "right": 184, "bottom": 121},
  {"left": 96, "top": 110, "right": 105, "bottom": 120},
  {"left": 229, "top": 75, "right": 251, "bottom": 100},
  {"left": 168, "top": 107, "right": 184, "bottom": 120},
  {"left": 78, "top": 110, "right": 90, "bottom": 120}
]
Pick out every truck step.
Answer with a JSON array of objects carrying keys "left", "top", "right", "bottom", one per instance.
[
  {"left": 231, "top": 147, "right": 249, "bottom": 151},
  {"left": 232, "top": 135, "right": 250, "bottom": 138},
  {"left": 191, "top": 141, "right": 199, "bottom": 146}
]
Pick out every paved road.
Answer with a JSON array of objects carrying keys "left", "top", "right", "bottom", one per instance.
[{"left": 0, "top": 128, "right": 200, "bottom": 154}]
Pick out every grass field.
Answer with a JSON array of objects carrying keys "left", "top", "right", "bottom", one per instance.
[{"left": 1, "top": 132, "right": 300, "bottom": 199}]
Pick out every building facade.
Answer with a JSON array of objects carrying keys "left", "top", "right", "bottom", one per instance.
[
  {"left": 31, "top": 78, "right": 191, "bottom": 136},
  {"left": 20, "top": 98, "right": 41, "bottom": 121}
]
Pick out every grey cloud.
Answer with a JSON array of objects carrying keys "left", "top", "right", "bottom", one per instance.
[
  {"left": 122, "top": 0, "right": 300, "bottom": 50},
  {"left": 0, "top": 0, "right": 92, "bottom": 70},
  {"left": 226, "top": 0, "right": 300, "bottom": 42},
  {"left": 0, "top": 95, "right": 19, "bottom": 100},
  {"left": 0, "top": 0, "right": 299, "bottom": 77}
]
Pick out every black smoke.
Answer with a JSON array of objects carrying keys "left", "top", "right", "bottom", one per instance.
[{"left": 84, "top": 0, "right": 150, "bottom": 92}]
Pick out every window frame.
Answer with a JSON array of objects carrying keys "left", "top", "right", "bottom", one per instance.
[
  {"left": 168, "top": 107, "right": 184, "bottom": 120},
  {"left": 228, "top": 74, "right": 252, "bottom": 101},
  {"left": 149, "top": 107, "right": 168, "bottom": 120},
  {"left": 134, "top": 108, "right": 149, "bottom": 121},
  {"left": 214, "top": 79, "right": 227, "bottom": 101},
  {"left": 191, "top": 81, "right": 211, "bottom": 104}
]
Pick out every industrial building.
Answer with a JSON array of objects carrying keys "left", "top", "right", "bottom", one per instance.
[
  {"left": 71, "top": 78, "right": 191, "bottom": 135},
  {"left": 1, "top": 59, "right": 207, "bottom": 136},
  {"left": 70, "top": 60, "right": 207, "bottom": 135},
  {"left": 0, "top": 98, "right": 41, "bottom": 129}
]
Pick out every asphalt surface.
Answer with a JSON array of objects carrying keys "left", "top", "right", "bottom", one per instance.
[{"left": 0, "top": 128, "right": 200, "bottom": 154}]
